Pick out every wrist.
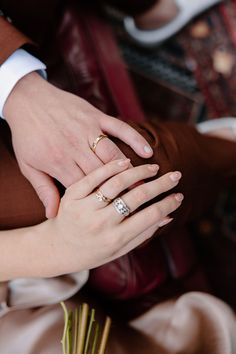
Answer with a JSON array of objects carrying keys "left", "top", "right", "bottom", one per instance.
[
  {"left": 26, "top": 219, "right": 61, "bottom": 278},
  {"left": 0, "top": 49, "right": 46, "bottom": 119},
  {"left": 3, "top": 71, "right": 46, "bottom": 125},
  {"left": 0, "top": 220, "right": 58, "bottom": 281}
]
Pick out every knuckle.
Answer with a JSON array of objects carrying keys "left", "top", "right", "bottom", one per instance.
[
  {"left": 117, "top": 120, "right": 127, "bottom": 131},
  {"left": 112, "top": 175, "right": 124, "bottom": 190},
  {"left": 103, "top": 232, "right": 120, "bottom": 255},
  {"left": 159, "top": 173, "right": 173, "bottom": 189},
  {"left": 172, "top": 195, "right": 180, "bottom": 209},
  {"left": 51, "top": 149, "right": 64, "bottom": 164},
  {"left": 106, "top": 161, "right": 117, "bottom": 174},
  {"left": 151, "top": 206, "right": 162, "bottom": 221},
  {"left": 82, "top": 176, "right": 93, "bottom": 192},
  {"left": 105, "top": 144, "right": 122, "bottom": 161},
  {"left": 159, "top": 178, "right": 171, "bottom": 192},
  {"left": 89, "top": 218, "right": 104, "bottom": 234},
  {"left": 133, "top": 186, "right": 148, "bottom": 203}
]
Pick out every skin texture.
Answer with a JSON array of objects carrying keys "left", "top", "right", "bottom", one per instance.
[
  {"left": 3, "top": 72, "right": 154, "bottom": 219},
  {"left": 0, "top": 160, "right": 183, "bottom": 281}
]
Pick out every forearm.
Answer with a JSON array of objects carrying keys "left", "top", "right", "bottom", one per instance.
[{"left": 0, "top": 221, "right": 55, "bottom": 281}]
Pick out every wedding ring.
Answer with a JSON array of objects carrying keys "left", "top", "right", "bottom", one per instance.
[
  {"left": 95, "top": 189, "right": 112, "bottom": 204},
  {"left": 113, "top": 197, "right": 130, "bottom": 217},
  {"left": 90, "top": 134, "right": 108, "bottom": 153}
]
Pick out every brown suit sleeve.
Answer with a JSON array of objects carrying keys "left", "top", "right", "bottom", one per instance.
[{"left": 0, "top": 16, "right": 33, "bottom": 65}]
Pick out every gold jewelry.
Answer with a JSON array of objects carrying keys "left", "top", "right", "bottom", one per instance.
[
  {"left": 95, "top": 189, "right": 112, "bottom": 204},
  {"left": 90, "top": 134, "right": 108, "bottom": 153}
]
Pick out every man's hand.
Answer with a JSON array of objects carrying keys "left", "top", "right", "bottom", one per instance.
[{"left": 3, "top": 72, "right": 153, "bottom": 218}]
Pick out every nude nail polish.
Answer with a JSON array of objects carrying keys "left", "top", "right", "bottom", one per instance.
[
  {"left": 144, "top": 145, "right": 153, "bottom": 154},
  {"left": 148, "top": 164, "right": 159, "bottom": 172},
  {"left": 117, "top": 159, "right": 130, "bottom": 166},
  {"left": 175, "top": 193, "right": 184, "bottom": 202},
  {"left": 170, "top": 171, "right": 182, "bottom": 182}
]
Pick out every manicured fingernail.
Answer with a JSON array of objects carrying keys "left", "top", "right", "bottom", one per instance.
[
  {"left": 144, "top": 145, "right": 153, "bottom": 154},
  {"left": 159, "top": 217, "right": 173, "bottom": 227},
  {"left": 117, "top": 158, "right": 130, "bottom": 166},
  {"left": 175, "top": 193, "right": 184, "bottom": 202},
  {"left": 148, "top": 164, "right": 159, "bottom": 172},
  {"left": 170, "top": 171, "right": 182, "bottom": 182}
]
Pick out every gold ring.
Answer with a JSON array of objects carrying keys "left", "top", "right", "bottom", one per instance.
[
  {"left": 95, "top": 189, "right": 112, "bottom": 204},
  {"left": 90, "top": 134, "right": 108, "bottom": 153}
]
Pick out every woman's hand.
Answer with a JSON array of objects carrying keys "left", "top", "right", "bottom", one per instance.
[
  {"left": 0, "top": 159, "right": 183, "bottom": 280},
  {"left": 39, "top": 159, "right": 183, "bottom": 277},
  {"left": 3, "top": 72, "right": 153, "bottom": 219}
]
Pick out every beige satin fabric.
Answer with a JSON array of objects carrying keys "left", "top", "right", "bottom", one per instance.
[
  {"left": 0, "top": 271, "right": 88, "bottom": 317},
  {"left": 131, "top": 292, "right": 236, "bottom": 354},
  {"left": 0, "top": 277, "right": 235, "bottom": 354}
]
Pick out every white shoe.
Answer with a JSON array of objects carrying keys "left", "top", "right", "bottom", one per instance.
[
  {"left": 197, "top": 117, "right": 236, "bottom": 136},
  {"left": 124, "top": 0, "right": 222, "bottom": 47}
]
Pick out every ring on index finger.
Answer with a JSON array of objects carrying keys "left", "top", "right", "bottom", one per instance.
[{"left": 90, "top": 134, "right": 108, "bottom": 153}]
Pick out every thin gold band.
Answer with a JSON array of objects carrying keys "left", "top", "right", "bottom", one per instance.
[
  {"left": 90, "top": 134, "right": 108, "bottom": 153},
  {"left": 95, "top": 189, "right": 112, "bottom": 204}
]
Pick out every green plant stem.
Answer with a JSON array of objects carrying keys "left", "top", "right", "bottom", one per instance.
[
  {"left": 73, "top": 309, "right": 79, "bottom": 354},
  {"left": 67, "top": 311, "right": 73, "bottom": 354},
  {"left": 61, "top": 302, "right": 69, "bottom": 354},
  {"left": 84, "top": 309, "right": 95, "bottom": 354},
  {"left": 91, "top": 324, "right": 99, "bottom": 354},
  {"left": 76, "top": 303, "right": 89, "bottom": 354},
  {"left": 98, "top": 317, "right": 111, "bottom": 354}
]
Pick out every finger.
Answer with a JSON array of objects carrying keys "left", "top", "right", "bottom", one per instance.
[
  {"left": 99, "top": 115, "right": 153, "bottom": 158},
  {"left": 52, "top": 161, "right": 85, "bottom": 187},
  {"left": 89, "top": 164, "right": 159, "bottom": 209},
  {"left": 117, "top": 193, "right": 183, "bottom": 247},
  {"left": 107, "top": 171, "right": 182, "bottom": 222},
  {"left": 92, "top": 136, "right": 130, "bottom": 165},
  {"left": 66, "top": 159, "right": 130, "bottom": 199},
  {"left": 110, "top": 218, "right": 173, "bottom": 261},
  {"left": 75, "top": 148, "right": 104, "bottom": 175},
  {"left": 22, "top": 164, "right": 61, "bottom": 218}
]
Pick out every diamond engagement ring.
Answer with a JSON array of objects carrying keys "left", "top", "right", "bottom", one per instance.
[
  {"left": 95, "top": 189, "right": 112, "bottom": 204},
  {"left": 90, "top": 134, "right": 108, "bottom": 153},
  {"left": 113, "top": 197, "right": 130, "bottom": 217}
]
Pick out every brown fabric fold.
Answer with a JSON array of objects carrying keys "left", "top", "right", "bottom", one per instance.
[{"left": 0, "top": 17, "right": 33, "bottom": 64}]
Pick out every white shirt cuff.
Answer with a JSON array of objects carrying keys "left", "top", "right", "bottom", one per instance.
[{"left": 0, "top": 48, "right": 47, "bottom": 118}]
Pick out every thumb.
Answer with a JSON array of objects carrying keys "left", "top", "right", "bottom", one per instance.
[{"left": 23, "top": 165, "right": 60, "bottom": 219}]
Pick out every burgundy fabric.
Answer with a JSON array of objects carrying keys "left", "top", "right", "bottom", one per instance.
[{"left": 56, "top": 7, "right": 145, "bottom": 122}]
